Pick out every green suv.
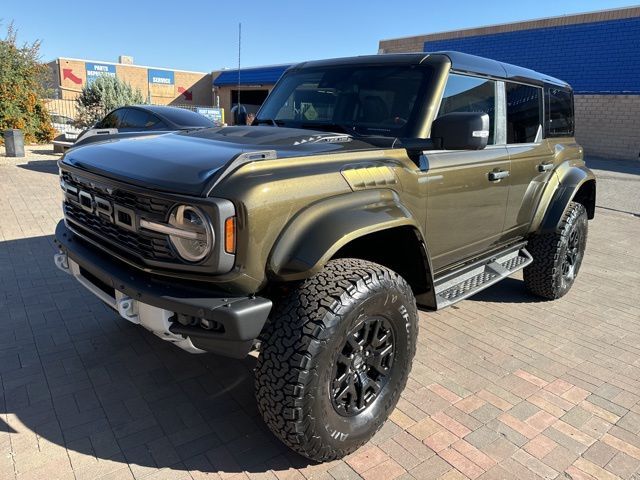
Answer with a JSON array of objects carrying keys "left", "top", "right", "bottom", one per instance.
[{"left": 54, "top": 52, "right": 595, "bottom": 461}]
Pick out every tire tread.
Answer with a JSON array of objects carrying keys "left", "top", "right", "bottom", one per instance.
[{"left": 255, "top": 258, "right": 417, "bottom": 461}]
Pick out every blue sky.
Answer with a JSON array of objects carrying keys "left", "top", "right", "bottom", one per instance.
[{"left": 3, "top": 1, "right": 638, "bottom": 72}]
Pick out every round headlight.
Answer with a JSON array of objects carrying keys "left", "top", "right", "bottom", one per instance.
[{"left": 168, "top": 205, "right": 213, "bottom": 262}]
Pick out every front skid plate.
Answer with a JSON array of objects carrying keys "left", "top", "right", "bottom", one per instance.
[{"left": 54, "top": 252, "right": 205, "bottom": 353}]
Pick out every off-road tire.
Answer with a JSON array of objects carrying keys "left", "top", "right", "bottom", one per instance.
[
  {"left": 255, "top": 258, "right": 418, "bottom": 461},
  {"left": 524, "top": 201, "right": 588, "bottom": 299}
]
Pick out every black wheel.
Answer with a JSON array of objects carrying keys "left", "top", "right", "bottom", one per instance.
[
  {"left": 524, "top": 201, "right": 588, "bottom": 299},
  {"left": 255, "top": 258, "right": 418, "bottom": 461}
]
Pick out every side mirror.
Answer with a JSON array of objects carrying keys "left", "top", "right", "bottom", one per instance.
[{"left": 431, "top": 112, "right": 490, "bottom": 150}]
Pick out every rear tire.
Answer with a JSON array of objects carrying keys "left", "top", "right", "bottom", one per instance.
[
  {"left": 255, "top": 258, "right": 418, "bottom": 461},
  {"left": 524, "top": 201, "right": 588, "bottom": 299}
]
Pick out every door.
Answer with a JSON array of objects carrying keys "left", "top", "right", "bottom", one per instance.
[
  {"left": 424, "top": 73, "right": 510, "bottom": 271},
  {"left": 502, "top": 82, "right": 554, "bottom": 237}
]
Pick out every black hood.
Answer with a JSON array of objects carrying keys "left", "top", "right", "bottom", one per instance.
[{"left": 62, "top": 126, "right": 389, "bottom": 196}]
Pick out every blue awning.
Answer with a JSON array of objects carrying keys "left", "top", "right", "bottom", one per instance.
[{"left": 213, "top": 64, "right": 292, "bottom": 87}]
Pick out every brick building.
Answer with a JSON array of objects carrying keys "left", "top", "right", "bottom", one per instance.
[
  {"left": 379, "top": 6, "right": 640, "bottom": 160},
  {"left": 48, "top": 56, "right": 213, "bottom": 106}
]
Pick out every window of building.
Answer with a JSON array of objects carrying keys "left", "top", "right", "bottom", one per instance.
[
  {"left": 438, "top": 74, "right": 497, "bottom": 144},
  {"left": 547, "top": 88, "right": 574, "bottom": 137},
  {"left": 506, "top": 83, "right": 542, "bottom": 144}
]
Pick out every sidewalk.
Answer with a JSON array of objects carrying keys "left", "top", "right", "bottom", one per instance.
[{"left": 1, "top": 145, "right": 639, "bottom": 480}]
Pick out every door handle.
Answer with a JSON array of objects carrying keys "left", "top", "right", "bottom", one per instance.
[
  {"left": 488, "top": 170, "right": 510, "bottom": 182},
  {"left": 538, "top": 163, "right": 554, "bottom": 172}
]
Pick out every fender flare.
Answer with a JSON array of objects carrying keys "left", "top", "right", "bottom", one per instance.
[
  {"left": 535, "top": 164, "right": 596, "bottom": 234},
  {"left": 268, "top": 189, "right": 433, "bottom": 286}
]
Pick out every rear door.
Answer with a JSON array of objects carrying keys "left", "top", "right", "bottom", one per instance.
[
  {"left": 502, "top": 82, "right": 554, "bottom": 237},
  {"left": 425, "top": 73, "right": 511, "bottom": 272}
]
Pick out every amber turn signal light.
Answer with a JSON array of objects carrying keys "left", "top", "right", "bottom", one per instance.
[{"left": 224, "top": 217, "right": 236, "bottom": 254}]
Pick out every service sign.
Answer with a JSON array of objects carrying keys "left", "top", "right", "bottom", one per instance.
[
  {"left": 148, "top": 69, "right": 175, "bottom": 97},
  {"left": 196, "top": 107, "right": 225, "bottom": 126},
  {"left": 86, "top": 63, "right": 116, "bottom": 84}
]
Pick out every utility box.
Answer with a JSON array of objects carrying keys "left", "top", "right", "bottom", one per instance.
[{"left": 3, "top": 129, "right": 25, "bottom": 157}]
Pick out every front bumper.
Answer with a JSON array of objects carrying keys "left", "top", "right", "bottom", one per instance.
[{"left": 54, "top": 220, "right": 272, "bottom": 358}]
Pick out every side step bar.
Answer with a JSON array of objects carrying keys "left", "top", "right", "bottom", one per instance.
[{"left": 434, "top": 245, "right": 533, "bottom": 309}]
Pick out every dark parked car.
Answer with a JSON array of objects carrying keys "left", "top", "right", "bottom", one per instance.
[{"left": 54, "top": 105, "right": 214, "bottom": 151}]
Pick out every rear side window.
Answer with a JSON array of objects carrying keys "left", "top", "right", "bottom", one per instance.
[
  {"left": 506, "top": 83, "right": 542, "bottom": 144},
  {"left": 97, "top": 109, "right": 127, "bottom": 129},
  {"left": 547, "top": 88, "right": 574, "bottom": 137},
  {"left": 121, "top": 109, "right": 165, "bottom": 129},
  {"left": 159, "top": 108, "right": 214, "bottom": 128},
  {"left": 438, "top": 74, "right": 496, "bottom": 145}
]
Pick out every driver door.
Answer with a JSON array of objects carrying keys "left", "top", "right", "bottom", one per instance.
[{"left": 424, "top": 73, "right": 510, "bottom": 272}]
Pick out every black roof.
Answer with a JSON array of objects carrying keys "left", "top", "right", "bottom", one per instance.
[{"left": 293, "top": 51, "right": 570, "bottom": 89}]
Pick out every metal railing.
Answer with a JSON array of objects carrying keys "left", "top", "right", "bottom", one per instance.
[{"left": 43, "top": 98, "right": 219, "bottom": 127}]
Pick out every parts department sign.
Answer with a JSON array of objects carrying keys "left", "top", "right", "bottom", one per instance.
[
  {"left": 86, "top": 63, "right": 116, "bottom": 84},
  {"left": 148, "top": 69, "right": 175, "bottom": 97}
]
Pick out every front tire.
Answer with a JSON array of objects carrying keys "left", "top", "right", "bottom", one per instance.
[
  {"left": 524, "top": 201, "right": 588, "bottom": 299},
  {"left": 255, "top": 258, "right": 418, "bottom": 461}
]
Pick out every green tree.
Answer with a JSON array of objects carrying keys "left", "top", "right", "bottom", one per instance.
[
  {"left": 75, "top": 75, "right": 145, "bottom": 127},
  {"left": 0, "top": 22, "right": 55, "bottom": 144}
]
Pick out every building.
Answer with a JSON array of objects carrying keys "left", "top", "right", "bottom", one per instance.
[
  {"left": 211, "top": 64, "right": 291, "bottom": 121},
  {"left": 47, "top": 56, "right": 213, "bottom": 106},
  {"left": 379, "top": 6, "right": 640, "bottom": 160}
]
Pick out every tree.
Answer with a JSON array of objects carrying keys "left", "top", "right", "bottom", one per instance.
[
  {"left": 75, "top": 75, "right": 145, "bottom": 127},
  {"left": 0, "top": 22, "right": 55, "bottom": 144}
]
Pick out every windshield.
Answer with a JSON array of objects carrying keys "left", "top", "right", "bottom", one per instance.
[{"left": 256, "top": 65, "right": 433, "bottom": 137}]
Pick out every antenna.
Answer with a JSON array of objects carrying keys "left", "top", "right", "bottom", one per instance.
[{"left": 237, "top": 22, "right": 242, "bottom": 123}]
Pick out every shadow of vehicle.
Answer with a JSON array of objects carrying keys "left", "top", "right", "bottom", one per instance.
[
  {"left": 464, "top": 277, "right": 543, "bottom": 304},
  {"left": 17, "top": 160, "right": 60, "bottom": 175},
  {"left": 586, "top": 156, "right": 640, "bottom": 176},
  {"left": 0, "top": 234, "right": 313, "bottom": 476}
]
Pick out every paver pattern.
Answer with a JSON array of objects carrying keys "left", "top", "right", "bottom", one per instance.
[{"left": 1, "top": 145, "right": 639, "bottom": 480}]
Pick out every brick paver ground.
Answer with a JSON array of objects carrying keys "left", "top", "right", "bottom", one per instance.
[{"left": 1, "top": 145, "right": 639, "bottom": 480}]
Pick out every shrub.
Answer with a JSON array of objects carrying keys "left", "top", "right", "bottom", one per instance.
[
  {"left": 0, "top": 23, "right": 55, "bottom": 144},
  {"left": 75, "top": 75, "right": 145, "bottom": 127}
]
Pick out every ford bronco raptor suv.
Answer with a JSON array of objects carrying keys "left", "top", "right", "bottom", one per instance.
[{"left": 54, "top": 52, "right": 595, "bottom": 461}]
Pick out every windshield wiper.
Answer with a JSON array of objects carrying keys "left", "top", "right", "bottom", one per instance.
[{"left": 253, "top": 118, "right": 285, "bottom": 127}]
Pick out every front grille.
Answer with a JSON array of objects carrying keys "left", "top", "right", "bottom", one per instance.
[
  {"left": 61, "top": 171, "right": 173, "bottom": 219},
  {"left": 62, "top": 171, "right": 178, "bottom": 264}
]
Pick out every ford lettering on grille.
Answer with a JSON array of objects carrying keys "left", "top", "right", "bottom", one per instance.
[{"left": 63, "top": 181, "right": 139, "bottom": 232}]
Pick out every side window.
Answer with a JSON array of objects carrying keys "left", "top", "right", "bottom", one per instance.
[
  {"left": 547, "top": 88, "right": 574, "bottom": 137},
  {"left": 438, "top": 74, "right": 496, "bottom": 145},
  {"left": 120, "top": 109, "right": 164, "bottom": 130},
  {"left": 506, "top": 83, "right": 542, "bottom": 144},
  {"left": 98, "top": 109, "right": 126, "bottom": 129}
]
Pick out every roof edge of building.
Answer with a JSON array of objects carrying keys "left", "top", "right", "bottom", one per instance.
[
  {"left": 51, "top": 57, "right": 208, "bottom": 75},
  {"left": 379, "top": 5, "right": 640, "bottom": 46}
]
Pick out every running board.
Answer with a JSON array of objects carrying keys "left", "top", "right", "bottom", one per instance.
[{"left": 434, "top": 245, "right": 533, "bottom": 309}]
